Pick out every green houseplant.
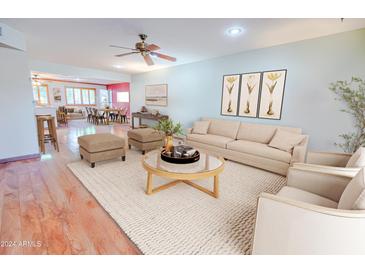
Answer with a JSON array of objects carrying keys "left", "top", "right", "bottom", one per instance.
[
  {"left": 330, "top": 77, "right": 365, "bottom": 153},
  {"left": 154, "top": 119, "right": 183, "bottom": 152}
]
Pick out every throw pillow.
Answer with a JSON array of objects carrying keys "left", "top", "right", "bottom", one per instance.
[
  {"left": 192, "top": 121, "right": 210, "bottom": 135},
  {"left": 338, "top": 168, "right": 365, "bottom": 210},
  {"left": 268, "top": 129, "right": 305, "bottom": 153},
  {"left": 346, "top": 147, "right": 365, "bottom": 168}
]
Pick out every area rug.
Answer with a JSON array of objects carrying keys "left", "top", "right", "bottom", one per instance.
[{"left": 67, "top": 150, "right": 286, "bottom": 255}]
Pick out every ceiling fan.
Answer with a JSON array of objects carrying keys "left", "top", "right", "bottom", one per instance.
[
  {"left": 31, "top": 74, "right": 42, "bottom": 86},
  {"left": 110, "top": 34, "right": 177, "bottom": 66}
]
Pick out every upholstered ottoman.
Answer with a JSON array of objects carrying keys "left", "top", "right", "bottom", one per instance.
[
  {"left": 127, "top": 128, "right": 164, "bottom": 155},
  {"left": 78, "top": 133, "right": 126, "bottom": 168}
]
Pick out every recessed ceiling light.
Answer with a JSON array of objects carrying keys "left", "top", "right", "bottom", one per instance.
[
  {"left": 226, "top": 27, "right": 244, "bottom": 37},
  {"left": 113, "top": 65, "right": 123, "bottom": 69}
]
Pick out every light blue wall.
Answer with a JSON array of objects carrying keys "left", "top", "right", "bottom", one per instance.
[{"left": 131, "top": 29, "right": 365, "bottom": 151}]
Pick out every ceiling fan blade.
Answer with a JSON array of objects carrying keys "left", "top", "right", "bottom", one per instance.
[
  {"left": 150, "top": 52, "right": 177, "bottom": 62},
  {"left": 143, "top": 54, "right": 154, "bottom": 66},
  {"left": 115, "top": 52, "right": 139, "bottom": 57},
  {"left": 146, "top": 43, "right": 160, "bottom": 51},
  {"left": 110, "top": 45, "right": 137, "bottom": 51}
]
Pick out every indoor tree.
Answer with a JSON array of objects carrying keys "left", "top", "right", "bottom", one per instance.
[{"left": 330, "top": 77, "right": 365, "bottom": 153}]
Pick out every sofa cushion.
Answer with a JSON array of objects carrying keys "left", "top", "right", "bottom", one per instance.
[
  {"left": 277, "top": 186, "right": 338, "bottom": 208},
  {"left": 268, "top": 129, "right": 305, "bottom": 152},
  {"left": 187, "top": 133, "right": 234, "bottom": 149},
  {"left": 78, "top": 133, "right": 125, "bottom": 153},
  {"left": 346, "top": 147, "right": 365, "bottom": 168},
  {"left": 338, "top": 168, "right": 365, "bottom": 210},
  {"left": 202, "top": 118, "right": 240, "bottom": 139},
  {"left": 192, "top": 120, "right": 210, "bottom": 135},
  {"left": 226, "top": 140, "right": 292, "bottom": 163},
  {"left": 236, "top": 123, "right": 277, "bottom": 144},
  {"left": 128, "top": 128, "right": 163, "bottom": 143}
]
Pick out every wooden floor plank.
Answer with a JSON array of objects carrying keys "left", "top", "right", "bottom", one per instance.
[
  {"left": 39, "top": 160, "right": 100, "bottom": 254},
  {"left": 30, "top": 169, "right": 73, "bottom": 254},
  {"left": 0, "top": 170, "right": 22, "bottom": 254},
  {"left": 18, "top": 170, "right": 47, "bottom": 254},
  {"left": 0, "top": 120, "right": 140, "bottom": 255}
]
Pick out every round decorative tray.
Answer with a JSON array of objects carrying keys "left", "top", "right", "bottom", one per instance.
[{"left": 161, "top": 149, "right": 200, "bottom": 164}]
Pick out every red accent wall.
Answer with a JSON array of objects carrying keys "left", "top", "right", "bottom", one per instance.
[{"left": 106, "top": 82, "right": 130, "bottom": 117}]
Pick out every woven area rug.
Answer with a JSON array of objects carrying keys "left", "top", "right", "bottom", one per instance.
[{"left": 67, "top": 150, "right": 286, "bottom": 255}]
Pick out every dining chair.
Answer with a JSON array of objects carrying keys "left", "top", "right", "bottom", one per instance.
[
  {"left": 120, "top": 107, "right": 127, "bottom": 123},
  {"left": 92, "top": 108, "right": 99, "bottom": 125},
  {"left": 98, "top": 110, "right": 106, "bottom": 125},
  {"left": 56, "top": 110, "right": 68, "bottom": 127}
]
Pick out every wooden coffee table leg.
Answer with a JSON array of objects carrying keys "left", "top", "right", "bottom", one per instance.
[
  {"left": 146, "top": 172, "right": 153, "bottom": 195},
  {"left": 214, "top": 175, "right": 219, "bottom": 198}
]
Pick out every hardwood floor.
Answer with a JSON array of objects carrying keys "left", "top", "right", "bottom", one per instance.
[{"left": 0, "top": 120, "right": 141, "bottom": 254}]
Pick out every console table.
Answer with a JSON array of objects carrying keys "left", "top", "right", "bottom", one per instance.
[{"left": 131, "top": 112, "right": 169, "bottom": 129}]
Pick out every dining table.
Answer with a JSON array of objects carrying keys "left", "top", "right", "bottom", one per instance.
[{"left": 99, "top": 108, "right": 125, "bottom": 125}]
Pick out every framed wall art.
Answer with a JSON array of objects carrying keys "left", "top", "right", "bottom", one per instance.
[
  {"left": 258, "top": 69, "right": 287, "bottom": 120},
  {"left": 220, "top": 74, "right": 241, "bottom": 116},
  {"left": 145, "top": 84, "right": 168, "bottom": 106},
  {"left": 53, "top": 87, "right": 62, "bottom": 101},
  {"left": 238, "top": 72, "right": 261, "bottom": 118}
]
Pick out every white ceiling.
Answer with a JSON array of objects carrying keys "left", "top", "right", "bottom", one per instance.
[{"left": 1, "top": 18, "right": 365, "bottom": 75}]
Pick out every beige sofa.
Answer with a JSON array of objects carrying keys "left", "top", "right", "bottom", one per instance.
[{"left": 186, "top": 118, "right": 308, "bottom": 175}]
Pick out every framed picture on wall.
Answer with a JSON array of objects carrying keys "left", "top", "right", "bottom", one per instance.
[
  {"left": 220, "top": 74, "right": 241, "bottom": 116},
  {"left": 238, "top": 72, "right": 261, "bottom": 118},
  {"left": 145, "top": 84, "right": 168, "bottom": 106},
  {"left": 53, "top": 87, "right": 62, "bottom": 101},
  {"left": 258, "top": 69, "right": 287, "bottom": 120}
]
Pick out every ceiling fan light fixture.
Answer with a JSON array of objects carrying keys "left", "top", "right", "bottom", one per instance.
[
  {"left": 111, "top": 34, "right": 177, "bottom": 66},
  {"left": 32, "top": 74, "right": 42, "bottom": 86},
  {"left": 226, "top": 26, "right": 244, "bottom": 36}
]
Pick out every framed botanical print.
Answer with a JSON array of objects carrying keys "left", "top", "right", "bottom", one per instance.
[
  {"left": 258, "top": 69, "right": 287, "bottom": 120},
  {"left": 220, "top": 74, "right": 241, "bottom": 116},
  {"left": 238, "top": 72, "right": 261, "bottom": 117}
]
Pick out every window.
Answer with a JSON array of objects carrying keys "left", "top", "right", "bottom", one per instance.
[
  {"left": 117, "top": 92, "right": 129, "bottom": 103},
  {"left": 65, "top": 87, "right": 96, "bottom": 106},
  {"left": 99, "top": 89, "right": 113, "bottom": 107},
  {"left": 33, "top": 85, "right": 49, "bottom": 105}
]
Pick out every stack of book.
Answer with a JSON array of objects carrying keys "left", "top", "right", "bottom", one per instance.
[{"left": 174, "top": 145, "right": 197, "bottom": 158}]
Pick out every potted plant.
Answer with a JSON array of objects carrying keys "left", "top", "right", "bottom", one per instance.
[
  {"left": 330, "top": 77, "right": 365, "bottom": 153},
  {"left": 154, "top": 119, "right": 183, "bottom": 152}
]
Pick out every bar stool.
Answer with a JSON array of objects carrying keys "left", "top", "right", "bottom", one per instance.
[{"left": 36, "top": 115, "right": 59, "bottom": 154}]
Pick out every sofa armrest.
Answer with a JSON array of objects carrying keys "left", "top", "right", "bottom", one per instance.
[
  {"left": 306, "top": 151, "right": 352, "bottom": 167},
  {"left": 286, "top": 166, "right": 353, "bottom": 202},
  {"left": 186, "top": 128, "right": 193, "bottom": 134},
  {"left": 293, "top": 163, "right": 360, "bottom": 178},
  {"left": 290, "top": 135, "right": 309, "bottom": 165},
  {"left": 252, "top": 193, "right": 365, "bottom": 254}
]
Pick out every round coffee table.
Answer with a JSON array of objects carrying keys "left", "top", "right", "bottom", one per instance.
[{"left": 142, "top": 150, "right": 225, "bottom": 198}]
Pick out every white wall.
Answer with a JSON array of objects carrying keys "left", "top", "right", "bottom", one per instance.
[
  {"left": 0, "top": 46, "right": 39, "bottom": 160},
  {"left": 0, "top": 22, "right": 26, "bottom": 51}
]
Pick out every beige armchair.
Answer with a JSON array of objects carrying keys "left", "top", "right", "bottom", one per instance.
[
  {"left": 293, "top": 151, "right": 361, "bottom": 177},
  {"left": 252, "top": 165, "right": 365, "bottom": 254}
]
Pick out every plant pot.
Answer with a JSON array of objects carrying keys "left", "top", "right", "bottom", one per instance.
[{"left": 164, "top": 135, "right": 174, "bottom": 152}]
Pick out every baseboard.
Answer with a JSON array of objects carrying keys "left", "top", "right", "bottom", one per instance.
[{"left": 0, "top": 153, "right": 41, "bottom": 164}]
